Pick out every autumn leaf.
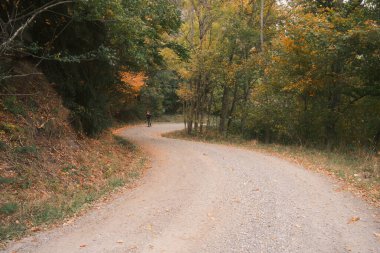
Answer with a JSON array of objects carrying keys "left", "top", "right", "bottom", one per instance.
[{"left": 347, "top": 217, "right": 360, "bottom": 224}]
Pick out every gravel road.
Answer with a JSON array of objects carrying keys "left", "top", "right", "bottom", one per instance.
[{"left": 3, "top": 123, "right": 380, "bottom": 253}]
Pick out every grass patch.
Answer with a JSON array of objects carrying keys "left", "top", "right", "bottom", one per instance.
[
  {"left": 113, "top": 135, "right": 136, "bottom": 151},
  {"left": 14, "top": 145, "right": 37, "bottom": 154},
  {"left": 0, "top": 177, "right": 14, "bottom": 184},
  {"left": 128, "top": 170, "right": 140, "bottom": 179},
  {"left": 61, "top": 164, "right": 77, "bottom": 173},
  {"left": 0, "top": 203, "right": 18, "bottom": 215},
  {"left": 32, "top": 204, "right": 64, "bottom": 225},
  {"left": 0, "top": 223, "right": 27, "bottom": 241},
  {"left": 0, "top": 123, "right": 20, "bottom": 134},
  {"left": 2, "top": 96, "right": 26, "bottom": 116},
  {"left": 0, "top": 141, "right": 7, "bottom": 151},
  {"left": 108, "top": 177, "right": 125, "bottom": 188},
  {"left": 163, "top": 129, "right": 380, "bottom": 205}
]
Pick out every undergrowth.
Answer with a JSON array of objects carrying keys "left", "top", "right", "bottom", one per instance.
[
  {"left": 0, "top": 61, "right": 148, "bottom": 246},
  {"left": 0, "top": 134, "right": 146, "bottom": 244}
]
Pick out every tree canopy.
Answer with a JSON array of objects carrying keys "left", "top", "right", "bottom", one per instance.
[
  {"left": 1, "top": 0, "right": 186, "bottom": 135},
  {"left": 170, "top": 0, "right": 380, "bottom": 151},
  {"left": 1, "top": 0, "right": 379, "bottom": 150}
]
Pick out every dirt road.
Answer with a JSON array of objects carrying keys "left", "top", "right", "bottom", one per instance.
[{"left": 3, "top": 123, "right": 380, "bottom": 253}]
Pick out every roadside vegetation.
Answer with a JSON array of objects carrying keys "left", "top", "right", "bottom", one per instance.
[{"left": 0, "top": 62, "right": 147, "bottom": 245}]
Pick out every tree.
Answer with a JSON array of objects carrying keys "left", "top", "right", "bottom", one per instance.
[{"left": 1, "top": 0, "right": 186, "bottom": 135}]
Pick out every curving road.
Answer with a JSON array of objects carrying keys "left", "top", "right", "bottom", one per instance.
[{"left": 3, "top": 123, "right": 380, "bottom": 253}]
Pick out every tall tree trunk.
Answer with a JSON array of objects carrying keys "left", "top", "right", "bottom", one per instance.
[
  {"left": 227, "top": 81, "right": 239, "bottom": 131},
  {"left": 187, "top": 102, "right": 193, "bottom": 134},
  {"left": 264, "top": 127, "right": 270, "bottom": 143},
  {"left": 183, "top": 102, "right": 187, "bottom": 130},
  {"left": 325, "top": 91, "right": 339, "bottom": 150},
  {"left": 240, "top": 80, "right": 251, "bottom": 134},
  {"left": 219, "top": 84, "right": 230, "bottom": 134},
  {"left": 373, "top": 128, "right": 380, "bottom": 153},
  {"left": 260, "top": 0, "right": 265, "bottom": 51},
  {"left": 206, "top": 92, "right": 214, "bottom": 131}
]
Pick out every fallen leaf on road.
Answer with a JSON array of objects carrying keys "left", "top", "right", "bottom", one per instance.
[
  {"left": 30, "top": 227, "right": 41, "bottom": 232},
  {"left": 116, "top": 240, "right": 124, "bottom": 244},
  {"left": 207, "top": 212, "right": 215, "bottom": 220},
  {"left": 347, "top": 216, "right": 360, "bottom": 224},
  {"left": 79, "top": 244, "right": 87, "bottom": 248},
  {"left": 128, "top": 245, "right": 138, "bottom": 250}
]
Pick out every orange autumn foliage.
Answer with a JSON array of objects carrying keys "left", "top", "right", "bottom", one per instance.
[{"left": 120, "top": 71, "right": 146, "bottom": 93}]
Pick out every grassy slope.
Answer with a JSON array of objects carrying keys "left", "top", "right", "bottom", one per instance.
[
  {"left": 0, "top": 61, "right": 146, "bottom": 245},
  {"left": 163, "top": 129, "right": 380, "bottom": 206}
]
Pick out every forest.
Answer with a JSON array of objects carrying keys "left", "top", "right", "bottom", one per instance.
[
  {"left": 0, "top": 0, "right": 380, "bottom": 247},
  {"left": 173, "top": 0, "right": 380, "bottom": 152},
  {"left": 1, "top": 0, "right": 379, "bottom": 150}
]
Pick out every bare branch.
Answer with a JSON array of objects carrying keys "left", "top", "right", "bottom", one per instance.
[
  {"left": 0, "top": 93, "right": 38, "bottom": 96},
  {"left": 0, "top": 0, "right": 74, "bottom": 53},
  {"left": 0, "top": 72, "right": 43, "bottom": 81}
]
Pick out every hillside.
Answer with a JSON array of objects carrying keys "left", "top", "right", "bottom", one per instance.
[{"left": 0, "top": 60, "right": 146, "bottom": 244}]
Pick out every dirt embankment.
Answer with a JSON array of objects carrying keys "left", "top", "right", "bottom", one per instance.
[{"left": 0, "top": 60, "right": 145, "bottom": 245}]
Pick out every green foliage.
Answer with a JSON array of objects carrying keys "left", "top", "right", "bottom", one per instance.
[
  {"left": 0, "top": 177, "right": 14, "bottom": 184},
  {"left": 33, "top": 204, "right": 64, "bottom": 225},
  {"left": 2, "top": 96, "right": 26, "bottom": 116},
  {"left": 0, "top": 122, "right": 20, "bottom": 134},
  {"left": 0, "top": 203, "right": 18, "bottom": 215},
  {"left": 1, "top": 0, "right": 186, "bottom": 136},
  {"left": 147, "top": 70, "right": 182, "bottom": 114},
  {"left": 0, "top": 140, "right": 8, "bottom": 151},
  {"left": 128, "top": 171, "right": 140, "bottom": 179},
  {"left": 175, "top": 0, "right": 380, "bottom": 152},
  {"left": 113, "top": 136, "right": 136, "bottom": 151},
  {"left": 0, "top": 223, "right": 27, "bottom": 241},
  {"left": 14, "top": 145, "right": 37, "bottom": 154},
  {"left": 61, "top": 164, "right": 77, "bottom": 173},
  {"left": 108, "top": 177, "right": 125, "bottom": 188},
  {"left": 255, "top": 2, "right": 380, "bottom": 149}
]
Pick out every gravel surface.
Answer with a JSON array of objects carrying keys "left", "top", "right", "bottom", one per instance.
[{"left": 3, "top": 123, "right": 380, "bottom": 253}]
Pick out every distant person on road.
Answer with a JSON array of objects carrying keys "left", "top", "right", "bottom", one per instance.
[{"left": 146, "top": 111, "right": 152, "bottom": 127}]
